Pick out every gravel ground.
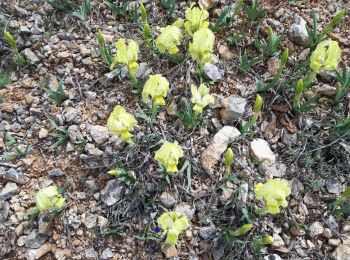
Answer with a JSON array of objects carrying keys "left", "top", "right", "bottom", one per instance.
[{"left": 0, "top": 0, "right": 350, "bottom": 259}]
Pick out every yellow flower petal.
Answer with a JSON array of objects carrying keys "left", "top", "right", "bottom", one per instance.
[
  {"left": 185, "top": 3, "right": 209, "bottom": 35},
  {"left": 191, "top": 84, "right": 214, "bottom": 114},
  {"left": 189, "top": 27, "right": 215, "bottom": 66},
  {"left": 254, "top": 179, "right": 291, "bottom": 215},
  {"left": 155, "top": 141, "right": 184, "bottom": 173},
  {"left": 310, "top": 40, "right": 341, "bottom": 73},
  {"left": 142, "top": 74, "right": 169, "bottom": 106},
  {"left": 157, "top": 211, "right": 189, "bottom": 245},
  {"left": 36, "top": 186, "right": 65, "bottom": 212},
  {"left": 107, "top": 105, "right": 137, "bottom": 142}
]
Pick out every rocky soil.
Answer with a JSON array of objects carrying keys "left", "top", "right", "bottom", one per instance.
[{"left": 0, "top": 0, "right": 350, "bottom": 259}]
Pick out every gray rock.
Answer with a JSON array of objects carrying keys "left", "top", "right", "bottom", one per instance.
[
  {"left": 23, "top": 48, "right": 40, "bottom": 64},
  {"left": 259, "top": 162, "right": 287, "bottom": 178},
  {"left": 303, "top": 192, "right": 320, "bottom": 207},
  {"left": 64, "top": 107, "right": 80, "bottom": 122},
  {"left": 250, "top": 139, "right": 276, "bottom": 165},
  {"left": 25, "top": 230, "right": 47, "bottom": 249},
  {"left": 333, "top": 244, "right": 350, "bottom": 260},
  {"left": 20, "top": 25, "right": 31, "bottom": 34},
  {"left": 199, "top": 0, "right": 218, "bottom": 10},
  {"left": 4, "top": 168, "right": 27, "bottom": 184},
  {"left": 201, "top": 126, "right": 241, "bottom": 175},
  {"left": 212, "top": 237, "right": 225, "bottom": 260},
  {"left": 199, "top": 226, "right": 216, "bottom": 240},
  {"left": 174, "top": 202, "right": 195, "bottom": 220},
  {"left": 323, "top": 228, "right": 333, "bottom": 238},
  {"left": 341, "top": 222, "right": 350, "bottom": 233},
  {"left": 289, "top": 16, "right": 309, "bottom": 46},
  {"left": 135, "top": 62, "right": 152, "bottom": 79},
  {"left": 83, "top": 214, "right": 97, "bottom": 229},
  {"left": 220, "top": 96, "right": 247, "bottom": 124},
  {"left": 264, "top": 254, "right": 282, "bottom": 260},
  {"left": 203, "top": 63, "right": 224, "bottom": 81},
  {"left": 84, "top": 247, "right": 98, "bottom": 260},
  {"left": 26, "top": 243, "right": 53, "bottom": 260},
  {"left": 309, "top": 222, "right": 324, "bottom": 238},
  {"left": 67, "top": 215, "right": 81, "bottom": 229},
  {"left": 0, "top": 201, "right": 10, "bottom": 221},
  {"left": 38, "top": 214, "right": 55, "bottom": 235},
  {"left": 0, "top": 182, "right": 19, "bottom": 200},
  {"left": 326, "top": 180, "right": 343, "bottom": 194},
  {"left": 90, "top": 125, "right": 109, "bottom": 145},
  {"left": 160, "top": 191, "right": 177, "bottom": 208},
  {"left": 48, "top": 168, "right": 65, "bottom": 177},
  {"left": 101, "top": 180, "right": 123, "bottom": 206},
  {"left": 239, "top": 183, "right": 249, "bottom": 203},
  {"left": 318, "top": 69, "right": 337, "bottom": 83},
  {"left": 67, "top": 125, "right": 84, "bottom": 142},
  {"left": 100, "top": 248, "right": 113, "bottom": 259},
  {"left": 272, "top": 233, "right": 285, "bottom": 247}
]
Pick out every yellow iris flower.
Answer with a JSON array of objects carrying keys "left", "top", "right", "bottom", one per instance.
[
  {"left": 254, "top": 179, "right": 291, "bottom": 214},
  {"left": 310, "top": 40, "right": 341, "bottom": 73},
  {"left": 189, "top": 27, "right": 215, "bottom": 66},
  {"left": 157, "top": 211, "right": 190, "bottom": 245},
  {"left": 155, "top": 141, "right": 184, "bottom": 173},
  {"left": 36, "top": 186, "right": 65, "bottom": 212},
  {"left": 156, "top": 19, "right": 184, "bottom": 55},
  {"left": 110, "top": 38, "right": 139, "bottom": 75},
  {"left": 142, "top": 74, "right": 170, "bottom": 106},
  {"left": 107, "top": 105, "right": 138, "bottom": 143},
  {"left": 184, "top": 3, "right": 209, "bottom": 35},
  {"left": 191, "top": 84, "right": 214, "bottom": 114}
]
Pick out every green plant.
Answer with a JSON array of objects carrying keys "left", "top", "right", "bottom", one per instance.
[
  {"left": 254, "top": 26, "right": 283, "bottom": 56},
  {"left": 292, "top": 79, "right": 304, "bottom": 110},
  {"left": 2, "top": 132, "right": 30, "bottom": 160},
  {"left": 252, "top": 235, "right": 274, "bottom": 256},
  {"left": 307, "top": 9, "right": 345, "bottom": 49},
  {"left": 224, "top": 148, "right": 234, "bottom": 175},
  {"left": 139, "top": 2, "right": 154, "bottom": 52},
  {"left": 241, "top": 95, "right": 263, "bottom": 133},
  {"left": 177, "top": 98, "right": 198, "bottom": 129},
  {"left": 49, "top": 119, "right": 69, "bottom": 149},
  {"left": 256, "top": 48, "right": 289, "bottom": 92},
  {"left": 334, "top": 118, "right": 350, "bottom": 137},
  {"left": 239, "top": 49, "right": 263, "bottom": 72},
  {"left": 73, "top": 0, "right": 91, "bottom": 21},
  {"left": 41, "top": 77, "right": 69, "bottom": 103},
  {"left": 108, "top": 169, "right": 135, "bottom": 185},
  {"left": 228, "top": 31, "right": 246, "bottom": 45},
  {"left": 103, "top": 0, "right": 138, "bottom": 21},
  {"left": 97, "top": 30, "right": 113, "bottom": 68},
  {"left": 4, "top": 30, "right": 26, "bottom": 65},
  {"left": 243, "top": 0, "right": 266, "bottom": 21},
  {"left": 336, "top": 65, "right": 350, "bottom": 89},
  {"left": 0, "top": 71, "right": 11, "bottom": 104},
  {"left": 47, "top": 0, "right": 79, "bottom": 11},
  {"left": 208, "top": 2, "right": 243, "bottom": 32},
  {"left": 330, "top": 186, "right": 350, "bottom": 218},
  {"left": 160, "top": 0, "right": 176, "bottom": 18}
]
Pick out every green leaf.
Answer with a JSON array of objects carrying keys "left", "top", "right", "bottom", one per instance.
[{"left": 229, "top": 224, "right": 253, "bottom": 237}]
